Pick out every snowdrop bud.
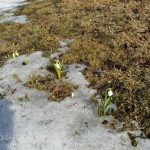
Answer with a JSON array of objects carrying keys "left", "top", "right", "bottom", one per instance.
[
  {"left": 108, "top": 90, "right": 113, "bottom": 97},
  {"left": 12, "top": 51, "right": 19, "bottom": 58},
  {"left": 55, "top": 63, "right": 61, "bottom": 69},
  {"left": 71, "top": 92, "right": 75, "bottom": 98},
  {"left": 12, "top": 52, "right": 16, "bottom": 58},
  {"left": 16, "top": 52, "right": 19, "bottom": 57}
]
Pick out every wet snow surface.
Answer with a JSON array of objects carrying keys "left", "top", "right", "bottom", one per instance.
[
  {"left": 0, "top": 0, "right": 27, "bottom": 23},
  {"left": 0, "top": 0, "right": 25, "bottom": 11},
  {"left": 0, "top": 39, "right": 150, "bottom": 150},
  {"left": 0, "top": 13, "right": 27, "bottom": 23}
]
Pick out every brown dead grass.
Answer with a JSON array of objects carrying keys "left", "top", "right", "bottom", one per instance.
[
  {"left": 24, "top": 74, "right": 56, "bottom": 90},
  {"left": 24, "top": 74, "right": 77, "bottom": 102},
  {"left": 48, "top": 82, "right": 77, "bottom": 102}
]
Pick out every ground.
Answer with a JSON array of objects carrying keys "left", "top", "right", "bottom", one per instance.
[{"left": 0, "top": 0, "right": 150, "bottom": 149}]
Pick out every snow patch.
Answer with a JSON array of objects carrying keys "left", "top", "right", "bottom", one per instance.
[
  {"left": 0, "top": 0, "right": 26, "bottom": 11},
  {"left": 0, "top": 0, "right": 28, "bottom": 23},
  {"left": 0, "top": 13, "right": 27, "bottom": 23}
]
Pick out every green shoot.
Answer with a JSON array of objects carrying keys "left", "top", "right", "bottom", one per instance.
[
  {"left": 96, "top": 88, "right": 113, "bottom": 116},
  {"left": 53, "top": 60, "right": 62, "bottom": 79}
]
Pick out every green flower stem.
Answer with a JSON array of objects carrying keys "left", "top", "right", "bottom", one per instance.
[
  {"left": 96, "top": 88, "right": 113, "bottom": 116},
  {"left": 53, "top": 60, "right": 62, "bottom": 79}
]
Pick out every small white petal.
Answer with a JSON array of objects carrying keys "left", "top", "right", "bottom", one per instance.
[
  {"left": 55, "top": 63, "right": 61, "bottom": 69},
  {"left": 16, "top": 52, "right": 19, "bottom": 57},
  {"left": 71, "top": 93, "right": 74, "bottom": 98},
  {"left": 108, "top": 90, "right": 113, "bottom": 97}
]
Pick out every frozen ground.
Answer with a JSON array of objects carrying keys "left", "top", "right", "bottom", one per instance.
[
  {"left": 0, "top": 0, "right": 27, "bottom": 23},
  {"left": 0, "top": 39, "right": 150, "bottom": 150}
]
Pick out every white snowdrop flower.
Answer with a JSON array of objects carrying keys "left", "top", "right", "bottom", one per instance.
[
  {"left": 108, "top": 90, "right": 113, "bottom": 97},
  {"left": 12, "top": 51, "right": 19, "bottom": 58},
  {"left": 71, "top": 92, "right": 75, "bottom": 98},
  {"left": 55, "top": 63, "right": 61, "bottom": 69},
  {"left": 16, "top": 52, "right": 19, "bottom": 57}
]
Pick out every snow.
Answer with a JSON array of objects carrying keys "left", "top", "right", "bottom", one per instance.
[
  {"left": 0, "top": 0, "right": 27, "bottom": 23},
  {"left": 0, "top": 13, "right": 27, "bottom": 23},
  {"left": 65, "top": 63, "right": 89, "bottom": 86},
  {"left": 0, "top": 0, "right": 26, "bottom": 11},
  {"left": 0, "top": 39, "right": 150, "bottom": 150},
  {"left": 50, "top": 39, "right": 74, "bottom": 59}
]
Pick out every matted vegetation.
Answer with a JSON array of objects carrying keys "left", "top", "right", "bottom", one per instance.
[
  {"left": 0, "top": 0, "right": 149, "bottom": 139},
  {"left": 25, "top": 74, "right": 77, "bottom": 102},
  {"left": 24, "top": 74, "right": 56, "bottom": 90}
]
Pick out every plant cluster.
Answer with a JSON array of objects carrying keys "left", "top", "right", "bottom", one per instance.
[{"left": 96, "top": 88, "right": 114, "bottom": 116}]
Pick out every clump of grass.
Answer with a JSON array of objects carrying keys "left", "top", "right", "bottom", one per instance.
[
  {"left": 24, "top": 75, "right": 55, "bottom": 90},
  {"left": 48, "top": 82, "right": 78, "bottom": 102}
]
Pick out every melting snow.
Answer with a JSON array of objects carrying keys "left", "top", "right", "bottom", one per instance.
[
  {"left": 0, "top": 13, "right": 27, "bottom": 23},
  {"left": 0, "top": 0, "right": 26, "bottom": 11},
  {"left": 0, "top": 0, "right": 27, "bottom": 23}
]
